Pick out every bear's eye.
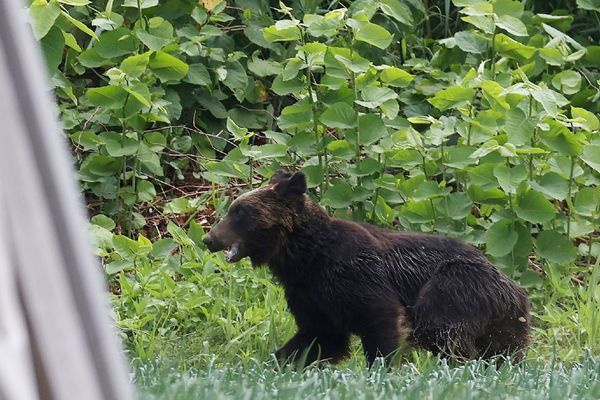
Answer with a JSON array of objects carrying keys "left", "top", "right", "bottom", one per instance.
[{"left": 231, "top": 205, "right": 248, "bottom": 222}]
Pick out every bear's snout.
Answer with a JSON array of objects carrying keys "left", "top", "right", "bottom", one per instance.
[{"left": 202, "top": 234, "right": 219, "bottom": 252}]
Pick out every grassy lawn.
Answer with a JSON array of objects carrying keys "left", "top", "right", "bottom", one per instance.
[
  {"left": 115, "top": 255, "right": 599, "bottom": 400},
  {"left": 135, "top": 355, "right": 599, "bottom": 399}
]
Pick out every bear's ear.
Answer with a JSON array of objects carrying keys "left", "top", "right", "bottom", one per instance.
[
  {"left": 270, "top": 170, "right": 292, "bottom": 185},
  {"left": 274, "top": 171, "right": 307, "bottom": 197}
]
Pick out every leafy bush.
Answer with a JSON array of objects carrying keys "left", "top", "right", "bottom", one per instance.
[{"left": 28, "top": 0, "right": 599, "bottom": 362}]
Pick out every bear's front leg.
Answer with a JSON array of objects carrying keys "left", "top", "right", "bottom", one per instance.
[{"left": 275, "top": 331, "right": 351, "bottom": 366}]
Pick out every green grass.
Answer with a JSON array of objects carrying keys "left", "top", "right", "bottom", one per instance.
[
  {"left": 135, "top": 355, "right": 600, "bottom": 400},
  {"left": 113, "top": 253, "right": 599, "bottom": 399}
]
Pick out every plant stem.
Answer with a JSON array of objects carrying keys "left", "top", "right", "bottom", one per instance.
[
  {"left": 137, "top": 0, "right": 146, "bottom": 30},
  {"left": 566, "top": 155, "right": 575, "bottom": 238},
  {"left": 490, "top": 26, "right": 497, "bottom": 77},
  {"left": 528, "top": 95, "right": 534, "bottom": 180}
]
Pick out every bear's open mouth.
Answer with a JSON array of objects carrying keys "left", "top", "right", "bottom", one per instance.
[{"left": 225, "top": 241, "right": 243, "bottom": 263}]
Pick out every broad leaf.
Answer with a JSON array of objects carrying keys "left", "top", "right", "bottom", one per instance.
[
  {"left": 320, "top": 103, "right": 358, "bottom": 129},
  {"left": 536, "top": 231, "right": 577, "bottom": 264},
  {"left": 428, "top": 86, "right": 475, "bottom": 111},
  {"left": 347, "top": 19, "right": 393, "bottom": 50},
  {"left": 515, "top": 190, "right": 556, "bottom": 223},
  {"left": 486, "top": 220, "right": 518, "bottom": 257},
  {"left": 149, "top": 51, "right": 189, "bottom": 82},
  {"left": 29, "top": 0, "right": 61, "bottom": 40}
]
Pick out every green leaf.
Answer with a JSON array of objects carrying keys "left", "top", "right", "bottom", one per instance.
[
  {"left": 61, "top": 10, "right": 97, "bottom": 40},
  {"left": 580, "top": 144, "right": 600, "bottom": 173},
  {"left": 333, "top": 53, "right": 371, "bottom": 74},
  {"left": 428, "top": 86, "right": 475, "bottom": 111},
  {"left": 57, "top": 0, "right": 90, "bottom": 5},
  {"left": 150, "top": 238, "right": 178, "bottom": 259},
  {"left": 164, "top": 198, "right": 195, "bottom": 214},
  {"left": 304, "top": 13, "right": 343, "bottom": 37},
  {"left": 136, "top": 17, "right": 174, "bottom": 51},
  {"left": 551, "top": 70, "right": 581, "bottom": 95},
  {"left": 486, "top": 220, "right": 519, "bottom": 257},
  {"left": 444, "top": 192, "right": 472, "bottom": 220},
  {"left": 278, "top": 99, "right": 314, "bottom": 131},
  {"left": 221, "top": 60, "right": 248, "bottom": 101},
  {"left": 571, "top": 107, "right": 599, "bottom": 132},
  {"left": 123, "top": 0, "right": 158, "bottom": 9},
  {"left": 495, "top": 15, "right": 528, "bottom": 37},
  {"left": 519, "top": 270, "right": 543, "bottom": 288},
  {"left": 480, "top": 81, "right": 509, "bottom": 110},
  {"left": 515, "top": 190, "right": 556, "bottom": 224},
  {"left": 244, "top": 144, "right": 288, "bottom": 160},
  {"left": 462, "top": 15, "right": 495, "bottom": 34},
  {"left": 530, "top": 86, "right": 568, "bottom": 117},
  {"left": 347, "top": 18, "right": 393, "bottom": 50},
  {"left": 62, "top": 30, "right": 82, "bottom": 52},
  {"left": 184, "top": 64, "right": 211, "bottom": 86},
  {"left": 29, "top": 0, "right": 61, "bottom": 40},
  {"left": 40, "top": 26, "right": 65, "bottom": 72},
  {"left": 167, "top": 221, "right": 194, "bottom": 246},
  {"left": 539, "top": 119, "right": 583, "bottom": 156},
  {"left": 494, "top": 33, "right": 536, "bottom": 60},
  {"left": 381, "top": 99, "right": 399, "bottom": 119},
  {"left": 319, "top": 103, "right": 358, "bottom": 129},
  {"left": 86, "top": 155, "right": 121, "bottom": 177},
  {"left": 356, "top": 86, "right": 397, "bottom": 108},
  {"left": 358, "top": 114, "right": 387, "bottom": 145},
  {"left": 247, "top": 55, "right": 282, "bottom": 77},
  {"left": 380, "top": 67, "right": 415, "bottom": 87},
  {"left": 271, "top": 75, "right": 304, "bottom": 95},
  {"left": 577, "top": 0, "right": 600, "bottom": 11},
  {"left": 379, "top": 0, "right": 414, "bottom": 26},
  {"left": 322, "top": 181, "right": 354, "bottom": 209},
  {"left": 120, "top": 52, "right": 151, "bottom": 78},
  {"left": 101, "top": 132, "right": 139, "bottom": 157},
  {"left": 374, "top": 196, "right": 395, "bottom": 223},
  {"left": 530, "top": 172, "right": 569, "bottom": 200},
  {"left": 136, "top": 180, "right": 156, "bottom": 202},
  {"left": 95, "top": 28, "right": 137, "bottom": 58},
  {"left": 511, "top": 221, "right": 533, "bottom": 258},
  {"left": 91, "top": 214, "right": 116, "bottom": 231},
  {"left": 454, "top": 31, "right": 488, "bottom": 53},
  {"left": 263, "top": 22, "right": 301, "bottom": 42},
  {"left": 574, "top": 188, "right": 600, "bottom": 216},
  {"left": 400, "top": 199, "right": 435, "bottom": 223},
  {"left": 86, "top": 86, "right": 128, "bottom": 109},
  {"left": 191, "top": 6, "right": 208, "bottom": 24},
  {"left": 494, "top": 163, "right": 527, "bottom": 194},
  {"left": 226, "top": 117, "right": 249, "bottom": 140},
  {"left": 149, "top": 51, "right": 189, "bottom": 82},
  {"left": 536, "top": 231, "right": 577, "bottom": 264},
  {"left": 205, "top": 160, "right": 250, "bottom": 179},
  {"left": 327, "top": 140, "right": 356, "bottom": 159},
  {"left": 539, "top": 48, "right": 565, "bottom": 66},
  {"left": 505, "top": 108, "right": 536, "bottom": 146},
  {"left": 283, "top": 57, "right": 304, "bottom": 81},
  {"left": 412, "top": 181, "right": 451, "bottom": 201}
]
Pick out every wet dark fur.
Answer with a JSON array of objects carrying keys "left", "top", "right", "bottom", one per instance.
[{"left": 203, "top": 171, "right": 531, "bottom": 366}]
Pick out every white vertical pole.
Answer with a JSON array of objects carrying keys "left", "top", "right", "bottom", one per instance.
[{"left": 0, "top": 0, "right": 136, "bottom": 399}]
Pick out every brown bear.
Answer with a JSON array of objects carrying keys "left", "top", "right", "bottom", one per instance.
[{"left": 203, "top": 171, "right": 531, "bottom": 366}]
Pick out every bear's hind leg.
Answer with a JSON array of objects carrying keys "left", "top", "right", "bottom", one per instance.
[
  {"left": 410, "top": 261, "right": 491, "bottom": 361},
  {"left": 412, "top": 323, "right": 479, "bottom": 361},
  {"left": 359, "top": 304, "right": 413, "bottom": 367},
  {"left": 275, "top": 331, "right": 351, "bottom": 366}
]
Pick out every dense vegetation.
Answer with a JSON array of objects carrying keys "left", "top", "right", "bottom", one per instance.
[{"left": 29, "top": 0, "right": 598, "bottom": 397}]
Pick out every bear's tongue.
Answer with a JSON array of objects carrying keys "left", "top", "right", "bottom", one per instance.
[{"left": 225, "top": 242, "right": 242, "bottom": 262}]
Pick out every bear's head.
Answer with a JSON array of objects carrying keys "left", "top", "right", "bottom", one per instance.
[{"left": 202, "top": 171, "right": 308, "bottom": 266}]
